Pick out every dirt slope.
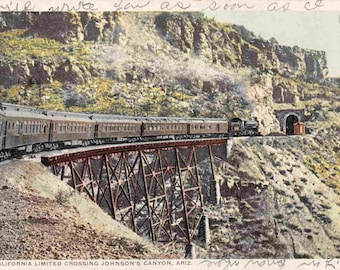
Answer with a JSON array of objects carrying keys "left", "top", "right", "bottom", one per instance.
[{"left": 0, "top": 160, "right": 175, "bottom": 259}]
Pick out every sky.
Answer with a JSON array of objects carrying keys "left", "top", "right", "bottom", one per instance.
[{"left": 205, "top": 11, "right": 340, "bottom": 77}]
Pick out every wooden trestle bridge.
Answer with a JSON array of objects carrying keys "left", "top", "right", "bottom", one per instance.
[{"left": 41, "top": 138, "right": 232, "bottom": 256}]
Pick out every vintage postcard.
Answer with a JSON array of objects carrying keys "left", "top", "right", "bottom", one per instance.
[{"left": 0, "top": 1, "right": 339, "bottom": 269}]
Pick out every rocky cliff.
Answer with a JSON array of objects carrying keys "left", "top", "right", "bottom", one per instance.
[
  {"left": 0, "top": 12, "right": 337, "bottom": 132},
  {"left": 0, "top": 12, "right": 329, "bottom": 85},
  {"left": 156, "top": 13, "right": 328, "bottom": 83}
]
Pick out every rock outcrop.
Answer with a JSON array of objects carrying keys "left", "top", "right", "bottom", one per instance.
[
  {"left": 0, "top": 12, "right": 328, "bottom": 87},
  {"left": 155, "top": 13, "right": 328, "bottom": 83}
]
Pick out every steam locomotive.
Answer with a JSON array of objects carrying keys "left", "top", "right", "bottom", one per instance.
[{"left": 0, "top": 103, "right": 260, "bottom": 160}]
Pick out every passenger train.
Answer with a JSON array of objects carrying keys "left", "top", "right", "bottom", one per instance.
[{"left": 0, "top": 103, "right": 261, "bottom": 160}]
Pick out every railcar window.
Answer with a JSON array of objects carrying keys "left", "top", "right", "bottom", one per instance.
[
  {"left": 23, "top": 122, "right": 28, "bottom": 134},
  {"left": 14, "top": 121, "right": 20, "bottom": 135}
]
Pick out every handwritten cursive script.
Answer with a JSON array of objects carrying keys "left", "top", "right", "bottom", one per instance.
[
  {"left": 48, "top": 1, "right": 97, "bottom": 11},
  {"left": 0, "top": 0, "right": 332, "bottom": 12},
  {"left": 160, "top": 1, "right": 191, "bottom": 10},
  {"left": 205, "top": 0, "right": 254, "bottom": 11},
  {"left": 113, "top": 0, "right": 150, "bottom": 11},
  {"left": 304, "top": 0, "right": 324, "bottom": 10},
  {"left": 0, "top": 0, "right": 34, "bottom": 11},
  {"left": 244, "top": 259, "right": 286, "bottom": 269}
]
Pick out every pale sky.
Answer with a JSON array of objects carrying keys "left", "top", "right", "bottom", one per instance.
[{"left": 205, "top": 11, "right": 340, "bottom": 77}]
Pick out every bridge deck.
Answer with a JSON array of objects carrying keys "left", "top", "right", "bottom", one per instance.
[{"left": 41, "top": 137, "right": 229, "bottom": 166}]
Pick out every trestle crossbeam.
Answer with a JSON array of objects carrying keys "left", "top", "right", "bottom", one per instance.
[{"left": 44, "top": 139, "right": 228, "bottom": 243}]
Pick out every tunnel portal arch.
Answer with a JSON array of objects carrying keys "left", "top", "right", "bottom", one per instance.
[
  {"left": 274, "top": 109, "right": 304, "bottom": 134},
  {"left": 285, "top": 114, "right": 299, "bottom": 135}
]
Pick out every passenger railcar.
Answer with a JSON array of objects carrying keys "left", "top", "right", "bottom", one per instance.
[
  {"left": 0, "top": 102, "right": 262, "bottom": 161},
  {"left": 46, "top": 111, "right": 95, "bottom": 146},
  {"left": 93, "top": 114, "right": 142, "bottom": 142},
  {"left": 0, "top": 103, "right": 50, "bottom": 152},
  {"left": 188, "top": 119, "right": 228, "bottom": 137},
  {"left": 141, "top": 118, "right": 187, "bottom": 139}
]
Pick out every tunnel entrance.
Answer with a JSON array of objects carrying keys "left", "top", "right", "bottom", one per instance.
[{"left": 286, "top": 115, "right": 299, "bottom": 135}]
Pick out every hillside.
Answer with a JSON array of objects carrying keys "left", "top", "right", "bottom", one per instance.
[
  {"left": 201, "top": 133, "right": 340, "bottom": 258},
  {"left": 0, "top": 160, "right": 177, "bottom": 259},
  {"left": 0, "top": 11, "right": 339, "bottom": 259},
  {"left": 0, "top": 12, "right": 338, "bottom": 134}
]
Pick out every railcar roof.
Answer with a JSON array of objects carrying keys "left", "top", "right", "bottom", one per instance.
[
  {"left": 94, "top": 118, "right": 142, "bottom": 123},
  {"left": 140, "top": 117, "right": 227, "bottom": 122},
  {"left": 2, "top": 110, "right": 50, "bottom": 120},
  {"left": 1, "top": 102, "right": 46, "bottom": 115},
  {"left": 46, "top": 110, "right": 92, "bottom": 119}
]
